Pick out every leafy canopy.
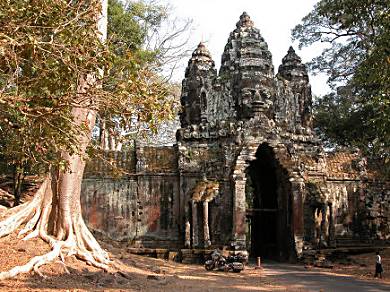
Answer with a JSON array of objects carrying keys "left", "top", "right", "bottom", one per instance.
[
  {"left": 292, "top": 0, "right": 389, "bottom": 165},
  {"left": 0, "top": 0, "right": 176, "bottom": 171}
]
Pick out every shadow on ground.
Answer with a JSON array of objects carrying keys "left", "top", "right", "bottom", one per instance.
[
  {"left": 1, "top": 233, "right": 390, "bottom": 291},
  {"left": 262, "top": 263, "right": 390, "bottom": 292}
]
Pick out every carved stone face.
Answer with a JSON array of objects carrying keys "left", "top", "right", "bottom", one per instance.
[{"left": 241, "top": 88, "right": 252, "bottom": 105}]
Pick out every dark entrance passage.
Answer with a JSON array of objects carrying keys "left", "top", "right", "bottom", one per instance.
[{"left": 245, "top": 144, "right": 292, "bottom": 261}]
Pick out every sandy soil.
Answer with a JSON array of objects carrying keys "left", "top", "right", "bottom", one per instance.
[
  {"left": 0, "top": 229, "right": 389, "bottom": 292},
  {"left": 0, "top": 230, "right": 279, "bottom": 292},
  {"left": 330, "top": 248, "right": 390, "bottom": 283}
]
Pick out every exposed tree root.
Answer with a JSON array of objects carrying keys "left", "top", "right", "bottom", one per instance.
[
  {"left": 0, "top": 177, "right": 111, "bottom": 280},
  {"left": 0, "top": 188, "right": 13, "bottom": 200},
  {"left": 0, "top": 78, "right": 112, "bottom": 280},
  {"left": 0, "top": 180, "right": 45, "bottom": 238}
]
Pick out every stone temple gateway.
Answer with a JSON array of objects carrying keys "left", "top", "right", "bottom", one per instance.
[{"left": 81, "top": 13, "right": 390, "bottom": 261}]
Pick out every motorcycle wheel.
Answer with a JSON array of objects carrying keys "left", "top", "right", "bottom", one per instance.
[
  {"left": 205, "top": 260, "right": 215, "bottom": 271},
  {"left": 232, "top": 262, "right": 244, "bottom": 273}
]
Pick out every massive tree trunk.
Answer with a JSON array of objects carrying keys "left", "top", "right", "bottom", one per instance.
[
  {"left": 0, "top": 100, "right": 109, "bottom": 280},
  {"left": 0, "top": 0, "right": 109, "bottom": 279}
]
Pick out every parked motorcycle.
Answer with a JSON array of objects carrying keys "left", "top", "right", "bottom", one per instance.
[{"left": 204, "top": 250, "right": 246, "bottom": 273}]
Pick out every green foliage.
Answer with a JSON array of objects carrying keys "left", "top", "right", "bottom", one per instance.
[
  {"left": 313, "top": 91, "right": 376, "bottom": 148},
  {"left": 0, "top": 0, "right": 105, "bottom": 171},
  {"left": 99, "top": 0, "right": 181, "bottom": 149},
  {"left": 109, "top": 0, "right": 145, "bottom": 52},
  {"left": 293, "top": 0, "right": 389, "bottom": 165},
  {"left": 0, "top": 0, "right": 177, "bottom": 173},
  {"left": 292, "top": 0, "right": 388, "bottom": 84},
  {"left": 108, "top": 0, "right": 167, "bottom": 63}
]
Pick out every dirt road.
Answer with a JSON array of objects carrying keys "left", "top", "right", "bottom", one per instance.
[{"left": 262, "top": 263, "right": 390, "bottom": 292}]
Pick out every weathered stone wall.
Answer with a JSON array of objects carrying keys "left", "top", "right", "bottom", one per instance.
[
  {"left": 328, "top": 180, "right": 390, "bottom": 243},
  {"left": 302, "top": 156, "right": 390, "bottom": 249},
  {"left": 81, "top": 147, "right": 181, "bottom": 248},
  {"left": 356, "top": 181, "right": 390, "bottom": 241},
  {"left": 80, "top": 147, "right": 389, "bottom": 251}
]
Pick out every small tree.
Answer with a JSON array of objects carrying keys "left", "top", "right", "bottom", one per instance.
[
  {"left": 0, "top": 0, "right": 184, "bottom": 278},
  {"left": 99, "top": 0, "right": 189, "bottom": 150}
]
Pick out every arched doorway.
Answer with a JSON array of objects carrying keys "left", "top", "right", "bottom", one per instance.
[{"left": 245, "top": 143, "right": 293, "bottom": 261}]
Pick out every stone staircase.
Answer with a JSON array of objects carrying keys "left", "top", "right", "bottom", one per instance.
[{"left": 335, "top": 237, "right": 371, "bottom": 248}]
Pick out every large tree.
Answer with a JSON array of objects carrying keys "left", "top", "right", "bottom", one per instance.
[
  {"left": 0, "top": 0, "right": 180, "bottom": 279},
  {"left": 0, "top": 0, "right": 186, "bottom": 202},
  {"left": 292, "top": 0, "right": 389, "bottom": 165}
]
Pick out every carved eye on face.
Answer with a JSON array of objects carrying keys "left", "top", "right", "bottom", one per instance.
[{"left": 241, "top": 88, "right": 251, "bottom": 98}]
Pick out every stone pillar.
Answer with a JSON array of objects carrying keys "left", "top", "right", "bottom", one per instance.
[
  {"left": 191, "top": 200, "right": 199, "bottom": 247},
  {"left": 291, "top": 176, "right": 305, "bottom": 258},
  {"left": 314, "top": 208, "right": 321, "bottom": 246},
  {"left": 320, "top": 204, "right": 329, "bottom": 247},
  {"left": 184, "top": 220, "right": 191, "bottom": 248},
  {"left": 203, "top": 201, "right": 211, "bottom": 247},
  {"left": 328, "top": 203, "right": 335, "bottom": 247},
  {"left": 231, "top": 176, "right": 247, "bottom": 249}
]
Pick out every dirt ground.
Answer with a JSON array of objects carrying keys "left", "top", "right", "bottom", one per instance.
[
  {"left": 328, "top": 248, "right": 390, "bottom": 283},
  {"left": 0, "top": 229, "right": 280, "bottom": 292},
  {"left": 0, "top": 228, "right": 389, "bottom": 292}
]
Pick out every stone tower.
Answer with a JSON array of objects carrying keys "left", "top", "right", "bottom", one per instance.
[
  {"left": 220, "top": 11, "right": 275, "bottom": 120},
  {"left": 177, "top": 12, "right": 324, "bottom": 259},
  {"left": 180, "top": 42, "right": 217, "bottom": 127},
  {"left": 276, "top": 46, "right": 313, "bottom": 131},
  {"left": 179, "top": 12, "right": 313, "bottom": 133}
]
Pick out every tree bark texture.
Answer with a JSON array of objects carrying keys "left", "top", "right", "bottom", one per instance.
[
  {"left": 13, "top": 164, "right": 24, "bottom": 206},
  {"left": 0, "top": 106, "right": 110, "bottom": 280},
  {"left": 0, "top": 0, "right": 112, "bottom": 279}
]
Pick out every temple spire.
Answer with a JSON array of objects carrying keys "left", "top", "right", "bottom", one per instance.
[
  {"left": 282, "top": 46, "right": 302, "bottom": 66},
  {"left": 188, "top": 42, "right": 214, "bottom": 67},
  {"left": 278, "top": 46, "right": 308, "bottom": 81},
  {"left": 181, "top": 42, "right": 217, "bottom": 127},
  {"left": 236, "top": 11, "right": 254, "bottom": 28}
]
